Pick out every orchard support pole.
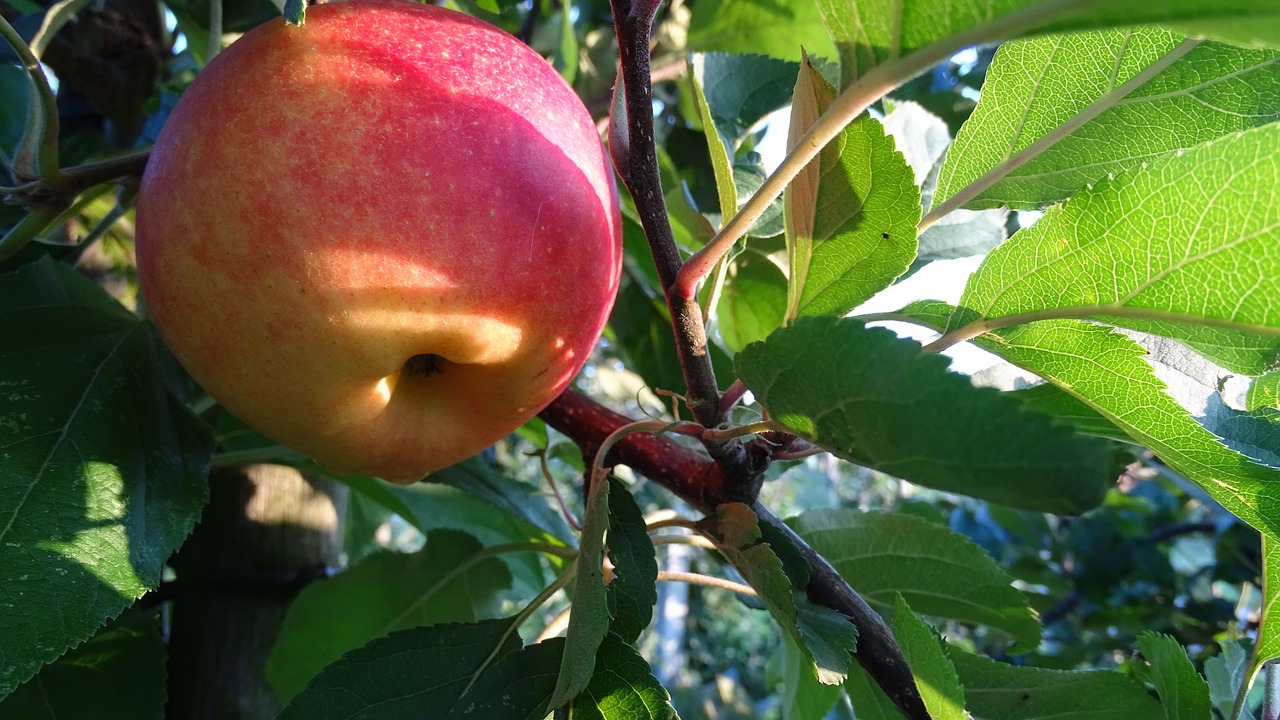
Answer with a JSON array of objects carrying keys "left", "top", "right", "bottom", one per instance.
[{"left": 165, "top": 465, "right": 347, "bottom": 720}]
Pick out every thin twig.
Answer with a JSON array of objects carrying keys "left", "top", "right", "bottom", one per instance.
[{"left": 658, "top": 570, "right": 757, "bottom": 597}]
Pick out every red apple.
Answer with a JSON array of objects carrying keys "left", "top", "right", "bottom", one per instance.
[{"left": 136, "top": 0, "right": 622, "bottom": 482}]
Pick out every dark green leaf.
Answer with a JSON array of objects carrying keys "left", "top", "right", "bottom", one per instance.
[
  {"left": 737, "top": 317, "right": 1112, "bottom": 513},
  {"left": 0, "top": 258, "right": 211, "bottom": 700},
  {"left": 283, "top": 0, "right": 304, "bottom": 25},
  {"left": 891, "top": 595, "right": 965, "bottom": 720},
  {"left": 605, "top": 478, "right": 658, "bottom": 643},
  {"left": 429, "top": 456, "right": 576, "bottom": 543},
  {"left": 339, "top": 473, "right": 567, "bottom": 592},
  {"left": 279, "top": 619, "right": 521, "bottom": 720},
  {"left": 789, "top": 510, "right": 1041, "bottom": 652},
  {"left": 448, "top": 638, "right": 564, "bottom": 719},
  {"left": 569, "top": 635, "right": 678, "bottom": 719},
  {"left": 952, "top": 650, "right": 1165, "bottom": 720},
  {"left": 1004, "top": 383, "right": 1133, "bottom": 443},
  {"left": 1136, "top": 631, "right": 1212, "bottom": 720},
  {"left": 0, "top": 611, "right": 165, "bottom": 720},
  {"left": 817, "top": 0, "right": 1280, "bottom": 90},
  {"left": 266, "top": 530, "right": 512, "bottom": 704}
]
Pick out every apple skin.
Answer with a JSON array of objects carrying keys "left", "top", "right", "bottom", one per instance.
[{"left": 136, "top": 0, "right": 622, "bottom": 482}]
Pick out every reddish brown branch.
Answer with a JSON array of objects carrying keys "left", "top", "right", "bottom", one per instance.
[{"left": 539, "top": 391, "right": 929, "bottom": 720}]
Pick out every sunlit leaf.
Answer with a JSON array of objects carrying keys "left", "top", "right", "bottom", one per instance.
[
  {"left": 935, "top": 28, "right": 1280, "bottom": 209},
  {"left": 688, "top": 0, "right": 835, "bottom": 61},
  {"left": 569, "top": 636, "right": 678, "bottom": 720},
  {"left": 891, "top": 595, "right": 965, "bottom": 720}
]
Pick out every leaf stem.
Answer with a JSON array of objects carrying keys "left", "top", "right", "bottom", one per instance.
[
  {"left": 919, "top": 36, "right": 1202, "bottom": 229},
  {"left": 460, "top": 562, "right": 577, "bottom": 699},
  {"left": 701, "top": 419, "right": 790, "bottom": 442},
  {"left": 0, "top": 13, "right": 66, "bottom": 191},
  {"left": 657, "top": 570, "right": 757, "bottom": 597},
  {"left": 0, "top": 206, "right": 61, "bottom": 262}
]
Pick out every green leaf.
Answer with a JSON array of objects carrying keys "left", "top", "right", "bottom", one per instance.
[
  {"left": 0, "top": 64, "right": 31, "bottom": 159},
  {"left": 339, "top": 473, "right": 567, "bottom": 593},
  {"left": 0, "top": 611, "right": 165, "bottom": 720},
  {"left": 1205, "top": 639, "right": 1255, "bottom": 720},
  {"left": 779, "top": 633, "right": 843, "bottom": 720},
  {"left": 689, "top": 55, "right": 738, "bottom": 223},
  {"left": 845, "top": 663, "right": 903, "bottom": 719},
  {"left": 952, "top": 650, "right": 1165, "bottom": 720},
  {"left": 793, "top": 78, "right": 921, "bottom": 318},
  {"left": 266, "top": 529, "right": 512, "bottom": 704},
  {"left": 891, "top": 595, "right": 965, "bottom": 720},
  {"left": 948, "top": 123, "right": 1280, "bottom": 342},
  {"left": 715, "top": 249, "right": 788, "bottom": 353},
  {"left": 702, "top": 504, "right": 858, "bottom": 684},
  {"left": 429, "top": 456, "right": 576, "bottom": 544},
  {"left": 569, "top": 635, "right": 679, "bottom": 719},
  {"left": 957, "top": 319, "right": 1280, "bottom": 540},
  {"left": 1004, "top": 383, "right": 1133, "bottom": 443},
  {"left": 816, "top": 0, "right": 1280, "bottom": 89},
  {"left": 447, "top": 638, "right": 565, "bottom": 719},
  {"left": 1251, "top": 536, "right": 1280, "bottom": 682},
  {"left": 1136, "top": 631, "right": 1212, "bottom": 720},
  {"left": 784, "top": 54, "right": 828, "bottom": 322},
  {"left": 549, "top": 473, "right": 612, "bottom": 708},
  {"left": 551, "top": 2, "right": 578, "bottom": 85},
  {"left": 1115, "top": 319, "right": 1280, "bottom": 375},
  {"left": 688, "top": 0, "right": 836, "bottom": 61},
  {"left": 278, "top": 619, "right": 522, "bottom": 720},
  {"left": 605, "top": 478, "right": 658, "bottom": 643},
  {"left": 690, "top": 53, "right": 800, "bottom": 151},
  {"left": 736, "top": 317, "right": 1113, "bottom": 514},
  {"left": 935, "top": 28, "right": 1280, "bottom": 209},
  {"left": 789, "top": 510, "right": 1041, "bottom": 652},
  {"left": 0, "top": 258, "right": 211, "bottom": 700},
  {"left": 283, "top": 0, "right": 304, "bottom": 25},
  {"left": 1247, "top": 371, "right": 1280, "bottom": 411}
]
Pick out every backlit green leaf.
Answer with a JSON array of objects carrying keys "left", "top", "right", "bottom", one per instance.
[
  {"left": 950, "top": 124, "right": 1280, "bottom": 344},
  {"left": 0, "top": 258, "right": 211, "bottom": 701},
  {"left": 606, "top": 478, "right": 658, "bottom": 643},
  {"left": 789, "top": 510, "right": 1040, "bottom": 651},
  {"left": 935, "top": 28, "right": 1280, "bottom": 209},
  {"left": 266, "top": 530, "right": 511, "bottom": 703},
  {"left": 816, "top": 0, "right": 1280, "bottom": 89},
  {"left": 1248, "top": 371, "right": 1280, "bottom": 411},
  {"left": 715, "top": 249, "right": 787, "bottom": 353},
  {"left": 891, "top": 595, "right": 965, "bottom": 720},
  {"left": 736, "top": 317, "right": 1112, "bottom": 513}
]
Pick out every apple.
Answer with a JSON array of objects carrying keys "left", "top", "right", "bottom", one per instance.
[{"left": 136, "top": 0, "right": 622, "bottom": 482}]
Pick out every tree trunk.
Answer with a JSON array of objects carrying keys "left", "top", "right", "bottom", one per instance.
[{"left": 165, "top": 464, "right": 348, "bottom": 720}]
